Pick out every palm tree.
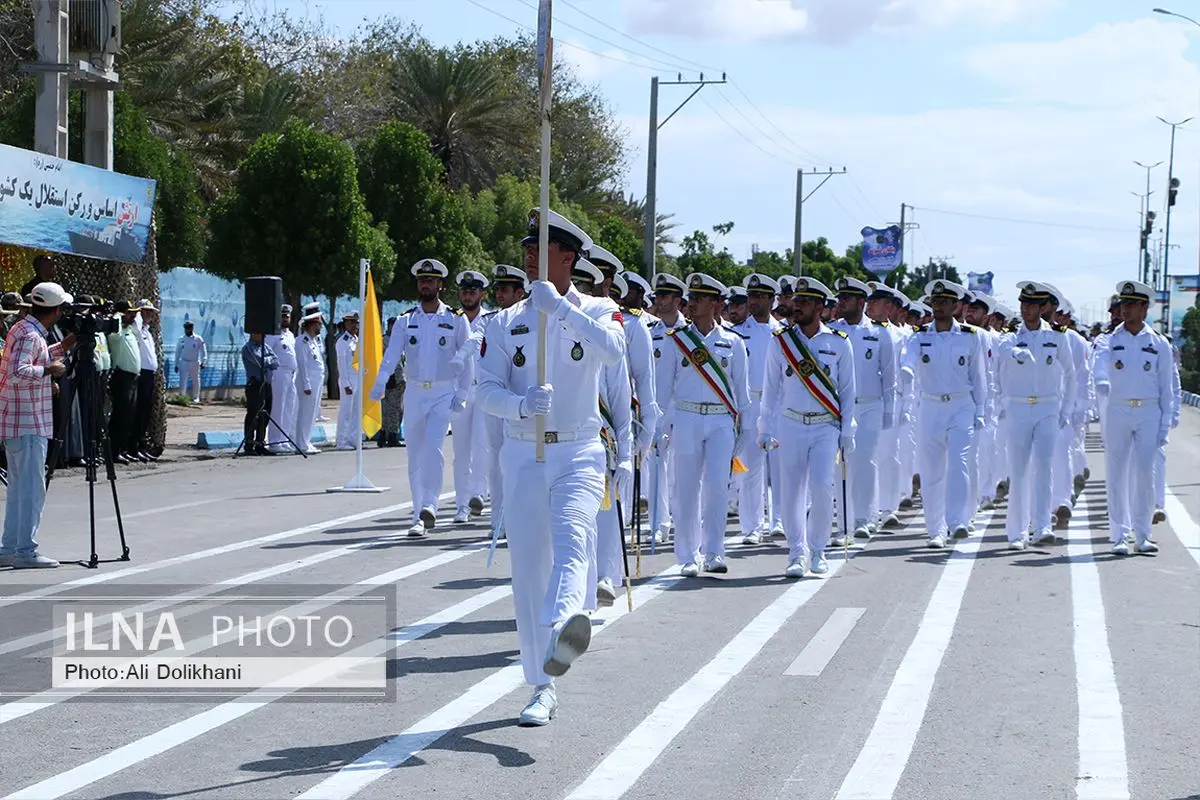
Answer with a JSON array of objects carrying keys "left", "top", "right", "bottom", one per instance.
[{"left": 604, "top": 192, "right": 677, "bottom": 253}]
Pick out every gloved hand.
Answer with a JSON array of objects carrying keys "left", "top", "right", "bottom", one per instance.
[
  {"left": 882, "top": 410, "right": 895, "bottom": 430},
  {"left": 367, "top": 385, "right": 383, "bottom": 402},
  {"left": 1158, "top": 430, "right": 1170, "bottom": 447},
  {"left": 1058, "top": 413, "right": 1070, "bottom": 430},
  {"left": 519, "top": 384, "right": 553, "bottom": 418},
  {"left": 1171, "top": 415, "right": 1181, "bottom": 430},
  {"left": 999, "top": 408, "right": 1007, "bottom": 421},
  {"left": 839, "top": 433, "right": 855, "bottom": 455},
  {"left": 634, "top": 422, "right": 654, "bottom": 456},
  {"left": 528, "top": 280, "right": 565, "bottom": 316},
  {"left": 974, "top": 416, "right": 985, "bottom": 431},
  {"left": 615, "top": 459, "right": 633, "bottom": 503},
  {"left": 1012, "top": 347, "right": 1031, "bottom": 365},
  {"left": 450, "top": 355, "right": 466, "bottom": 376},
  {"left": 901, "top": 411, "right": 913, "bottom": 425},
  {"left": 656, "top": 427, "right": 671, "bottom": 452},
  {"left": 758, "top": 432, "right": 779, "bottom": 450},
  {"left": 1071, "top": 410, "right": 1086, "bottom": 429},
  {"left": 449, "top": 392, "right": 467, "bottom": 413},
  {"left": 1096, "top": 382, "right": 1110, "bottom": 397}
]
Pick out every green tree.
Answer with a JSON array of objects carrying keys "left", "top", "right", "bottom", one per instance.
[
  {"left": 357, "top": 121, "right": 487, "bottom": 298},
  {"left": 593, "top": 216, "right": 644, "bottom": 274},
  {"left": 1180, "top": 294, "right": 1200, "bottom": 392},
  {"left": 460, "top": 175, "right": 594, "bottom": 268},
  {"left": 206, "top": 121, "right": 395, "bottom": 307},
  {"left": 898, "top": 260, "right": 962, "bottom": 299}
]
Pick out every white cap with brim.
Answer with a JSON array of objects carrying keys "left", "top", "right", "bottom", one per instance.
[
  {"left": 652, "top": 272, "right": 687, "bottom": 295},
  {"left": 792, "top": 277, "right": 834, "bottom": 302},
  {"left": 31, "top": 282, "right": 72, "bottom": 308},
  {"left": 521, "top": 208, "right": 594, "bottom": 255},
  {"left": 456, "top": 270, "right": 490, "bottom": 289},
  {"left": 835, "top": 276, "right": 872, "bottom": 297},
  {"left": 685, "top": 272, "right": 728, "bottom": 298},
  {"left": 743, "top": 273, "right": 780, "bottom": 295},
  {"left": 588, "top": 244, "right": 623, "bottom": 273},
  {"left": 572, "top": 258, "right": 604, "bottom": 286},
  {"left": 923, "top": 280, "right": 967, "bottom": 301},
  {"left": 624, "top": 271, "right": 651, "bottom": 297},
  {"left": 728, "top": 286, "right": 748, "bottom": 301},
  {"left": 493, "top": 264, "right": 529, "bottom": 290},
  {"left": 1116, "top": 279, "right": 1154, "bottom": 305},
  {"left": 412, "top": 259, "right": 450, "bottom": 279}
]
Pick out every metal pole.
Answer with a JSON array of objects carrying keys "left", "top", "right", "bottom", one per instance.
[
  {"left": 793, "top": 169, "right": 803, "bottom": 276},
  {"left": 644, "top": 76, "right": 659, "bottom": 280},
  {"left": 1162, "top": 121, "right": 1183, "bottom": 333},
  {"left": 898, "top": 202, "right": 907, "bottom": 276}
]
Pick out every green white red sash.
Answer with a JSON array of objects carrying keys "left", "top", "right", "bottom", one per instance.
[
  {"left": 777, "top": 327, "right": 841, "bottom": 421},
  {"left": 670, "top": 326, "right": 737, "bottom": 418}
]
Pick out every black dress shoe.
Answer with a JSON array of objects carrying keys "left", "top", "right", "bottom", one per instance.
[
  {"left": 140, "top": 451, "right": 159, "bottom": 462},
  {"left": 114, "top": 454, "right": 130, "bottom": 464}
]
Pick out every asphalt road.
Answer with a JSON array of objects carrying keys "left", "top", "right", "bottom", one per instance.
[{"left": 1, "top": 413, "right": 1197, "bottom": 800}]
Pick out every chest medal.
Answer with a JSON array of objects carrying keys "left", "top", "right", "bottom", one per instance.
[
  {"left": 865, "top": 348, "right": 873, "bottom": 360},
  {"left": 721, "top": 357, "right": 729, "bottom": 368},
  {"left": 1046, "top": 355, "right": 1053, "bottom": 365},
  {"left": 409, "top": 336, "right": 417, "bottom": 345},
  {"left": 438, "top": 335, "right": 446, "bottom": 346},
  {"left": 958, "top": 355, "right": 966, "bottom": 366},
  {"left": 571, "top": 341, "right": 584, "bottom": 361},
  {"left": 654, "top": 348, "right": 661, "bottom": 359},
  {"left": 786, "top": 366, "right": 794, "bottom": 377},
  {"left": 922, "top": 354, "right": 930, "bottom": 364},
  {"left": 513, "top": 345, "right": 526, "bottom": 368},
  {"left": 689, "top": 348, "right": 709, "bottom": 367},
  {"left": 1144, "top": 361, "right": 1151, "bottom": 371},
  {"left": 1115, "top": 360, "right": 1124, "bottom": 370}
]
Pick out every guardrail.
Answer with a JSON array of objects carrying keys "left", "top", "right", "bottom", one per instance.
[{"left": 1184, "top": 391, "right": 1200, "bottom": 408}]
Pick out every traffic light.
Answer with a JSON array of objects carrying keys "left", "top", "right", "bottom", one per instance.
[{"left": 1169, "top": 177, "right": 1180, "bottom": 206}]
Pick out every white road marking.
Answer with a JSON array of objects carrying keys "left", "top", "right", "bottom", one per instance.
[
  {"left": 1163, "top": 491, "right": 1200, "bottom": 570},
  {"left": 106, "top": 498, "right": 222, "bottom": 521},
  {"left": 2, "top": 585, "right": 514, "bottom": 800},
  {"left": 834, "top": 511, "right": 992, "bottom": 800},
  {"left": 565, "top": 563, "right": 844, "bottom": 800},
  {"left": 0, "top": 491, "right": 454, "bottom": 611},
  {"left": 0, "top": 542, "right": 491, "bottom": 725},
  {"left": 1068, "top": 492, "right": 1129, "bottom": 800},
  {"left": 784, "top": 607, "right": 865, "bottom": 677},
  {"left": 0, "top": 492, "right": 469, "bottom": 657}
]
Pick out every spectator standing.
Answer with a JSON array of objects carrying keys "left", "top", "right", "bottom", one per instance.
[
  {"left": 131, "top": 300, "right": 160, "bottom": 461},
  {"left": 174, "top": 321, "right": 206, "bottom": 402},
  {"left": 106, "top": 301, "right": 141, "bottom": 464},
  {"left": 380, "top": 317, "right": 405, "bottom": 447},
  {"left": 19, "top": 255, "right": 58, "bottom": 298},
  {"left": 242, "top": 333, "right": 278, "bottom": 455},
  {"left": 0, "top": 282, "right": 76, "bottom": 568}
]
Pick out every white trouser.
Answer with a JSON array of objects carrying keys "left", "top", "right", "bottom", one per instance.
[
  {"left": 777, "top": 417, "right": 838, "bottom": 562},
  {"left": 981, "top": 415, "right": 1001, "bottom": 500},
  {"left": 847, "top": 400, "right": 883, "bottom": 529},
  {"left": 595, "top": 493, "right": 624, "bottom": 584},
  {"left": 877, "top": 422, "right": 902, "bottom": 513},
  {"left": 335, "top": 387, "right": 358, "bottom": 449},
  {"left": 917, "top": 398, "right": 975, "bottom": 539},
  {"left": 267, "top": 367, "right": 297, "bottom": 447},
  {"left": 485, "top": 415, "right": 505, "bottom": 536},
  {"left": 671, "top": 410, "right": 735, "bottom": 564},
  {"left": 738, "top": 396, "right": 768, "bottom": 534},
  {"left": 178, "top": 360, "right": 201, "bottom": 401},
  {"left": 404, "top": 384, "right": 454, "bottom": 524},
  {"left": 1004, "top": 399, "right": 1060, "bottom": 540},
  {"left": 452, "top": 400, "right": 489, "bottom": 508},
  {"left": 1155, "top": 444, "right": 1166, "bottom": 510},
  {"left": 1104, "top": 402, "right": 1159, "bottom": 544},
  {"left": 503, "top": 437, "right": 604, "bottom": 686},
  {"left": 647, "top": 444, "right": 673, "bottom": 535},
  {"left": 294, "top": 386, "right": 318, "bottom": 451},
  {"left": 767, "top": 431, "right": 783, "bottom": 528},
  {"left": 1071, "top": 420, "right": 1087, "bottom": 481},
  {"left": 1050, "top": 420, "right": 1074, "bottom": 511}
]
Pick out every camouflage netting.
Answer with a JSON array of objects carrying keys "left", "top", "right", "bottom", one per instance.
[{"left": 0, "top": 229, "right": 166, "bottom": 454}]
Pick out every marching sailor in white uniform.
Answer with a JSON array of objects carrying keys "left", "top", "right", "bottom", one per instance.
[
  {"left": 265, "top": 304, "right": 298, "bottom": 452},
  {"left": 334, "top": 312, "right": 359, "bottom": 450},
  {"left": 293, "top": 302, "right": 325, "bottom": 454},
  {"left": 174, "top": 321, "right": 206, "bottom": 403},
  {"left": 451, "top": 269, "right": 492, "bottom": 523}
]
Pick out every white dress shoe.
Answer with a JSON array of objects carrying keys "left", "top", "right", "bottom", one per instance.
[
  {"left": 595, "top": 577, "right": 617, "bottom": 608},
  {"left": 469, "top": 496, "right": 485, "bottom": 515},
  {"left": 11, "top": 553, "right": 58, "bottom": 569},
  {"left": 810, "top": 553, "right": 829, "bottom": 575},
  {"left": 1137, "top": 540, "right": 1159, "bottom": 554},
  {"left": 1008, "top": 539, "right": 1026, "bottom": 551},
  {"left": 951, "top": 525, "right": 969, "bottom": 540},
  {"left": 882, "top": 512, "right": 902, "bottom": 529},
  {"left": 1123, "top": 532, "right": 1136, "bottom": 545},
  {"left": 703, "top": 554, "right": 728, "bottom": 574},
  {"left": 652, "top": 528, "right": 669, "bottom": 545},
  {"left": 1034, "top": 530, "right": 1056, "bottom": 546},
  {"left": 1110, "top": 541, "right": 1130, "bottom": 556},
  {"left": 771, "top": 524, "right": 785, "bottom": 538},
  {"left": 407, "top": 523, "right": 426, "bottom": 538},
  {"left": 453, "top": 509, "right": 470, "bottom": 524},
  {"left": 853, "top": 526, "right": 872, "bottom": 540},
  {"left": 928, "top": 535, "right": 946, "bottom": 549},
  {"left": 543, "top": 613, "right": 592, "bottom": 677},
  {"left": 518, "top": 684, "right": 558, "bottom": 727},
  {"left": 680, "top": 562, "right": 700, "bottom": 578},
  {"left": 785, "top": 558, "right": 807, "bottom": 579},
  {"left": 742, "top": 531, "right": 761, "bottom": 545},
  {"left": 829, "top": 535, "right": 849, "bottom": 548},
  {"left": 420, "top": 507, "right": 437, "bottom": 529}
]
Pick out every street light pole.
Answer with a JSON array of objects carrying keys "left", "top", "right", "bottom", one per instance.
[
  {"left": 1134, "top": 160, "right": 1162, "bottom": 281},
  {"left": 1153, "top": 7, "right": 1200, "bottom": 27},
  {"left": 1157, "top": 116, "right": 1190, "bottom": 334}
]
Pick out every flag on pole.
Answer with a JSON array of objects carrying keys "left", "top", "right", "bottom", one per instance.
[{"left": 360, "top": 268, "right": 383, "bottom": 439}]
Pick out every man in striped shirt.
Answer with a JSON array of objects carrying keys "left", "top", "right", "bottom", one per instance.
[{"left": 0, "top": 282, "right": 76, "bottom": 568}]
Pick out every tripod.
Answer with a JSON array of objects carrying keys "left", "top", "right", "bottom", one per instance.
[
  {"left": 233, "top": 343, "right": 306, "bottom": 459},
  {"left": 47, "top": 336, "right": 131, "bottom": 569}
]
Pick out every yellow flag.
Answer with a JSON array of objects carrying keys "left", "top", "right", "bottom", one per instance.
[
  {"left": 731, "top": 457, "right": 748, "bottom": 474},
  {"left": 361, "top": 269, "right": 384, "bottom": 439}
]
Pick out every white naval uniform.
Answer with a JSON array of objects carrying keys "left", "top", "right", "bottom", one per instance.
[
  {"left": 759, "top": 323, "right": 856, "bottom": 564},
  {"left": 875, "top": 321, "right": 907, "bottom": 517},
  {"left": 997, "top": 321, "right": 1076, "bottom": 542},
  {"left": 620, "top": 306, "right": 660, "bottom": 471},
  {"left": 265, "top": 328, "right": 298, "bottom": 449},
  {"left": 961, "top": 323, "right": 998, "bottom": 524},
  {"left": 174, "top": 334, "right": 206, "bottom": 401},
  {"left": 1156, "top": 347, "right": 1182, "bottom": 512},
  {"left": 452, "top": 310, "right": 491, "bottom": 514},
  {"left": 1093, "top": 323, "right": 1174, "bottom": 546},
  {"left": 294, "top": 331, "right": 325, "bottom": 453},
  {"left": 830, "top": 316, "right": 895, "bottom": 532},
  {"left": 902, "top": 321, "right": 987, "bottom": 540},
  {"left": 734, "top": 313, "right": 784, "bottom": 536},
  {"left": 592, "top": 346, "right": 633, "bottom": 594},
  {"left": 476, "top": 285, "right": 625, "bottom": 687},
  {"left": 657, "top": 321, "right": 750, "bottom": 565},
  {"left": 374, "top": 301, "right": 471, "bottom": 526},
  {"left": 647, "top": 313, "right": 684, "bottom": 539},
  {"left": 334, "top": 332, "right": 359, "bottom": 449},
  {"left": 1050, "top": 327, "right": 1089, "bottom": 513},
  {"left": 976, "top": 327, "right": 1003, "bottom": 506}
]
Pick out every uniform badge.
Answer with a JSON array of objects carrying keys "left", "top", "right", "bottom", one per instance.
[
  {"left": 721, "top": 357, "right": 728, "bottom": 368},
  {"left": 865, "top": 348, "right": 873, "bottom": 360},
  {"left": 1046, "top": 355, "right": 1053, "bottom": 365},
  {"left": 654, "top": 348, "right": 661, "bottom": 358},
  {"left": 513, "top": 346, "right": 526, "bottom": 367},
  {"left": 786, "top": 366, "right": 794, "bottom": 377},
  {"left": 571, "top": 341, "right": 584, "bottom": 361},
  {"left": 682, "top": 357, "right": 690, "bottom": 367},
  {"left": 1115, "top": 360, "right": 1123, "bottom": 370},
  {"left": 689, "top": 348, "right": 709, "bottom": 367},
  {"left": 1143, "top": 361, "right": 1151, "bottom": 371},
  {"left": 922, "top": 354, "right": 930, "bottom": 363},
  {"left": 409, "top": 336, "right": 417, "bottom": 345},
  {"left": 958, "top": 355, "right": 965, "bottom": 366},
  {"left": 823, "top": 364, "right": 831, "bottom": 376}
]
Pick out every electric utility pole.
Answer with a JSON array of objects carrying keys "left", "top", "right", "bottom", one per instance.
[
  {"left": 643, "top": 72, "right": 726, "bottom": 278},
  {"left": 1158, "top": 116, "right": 1190, "bottom": 334},
  {"left": 792, "top": 166, "right": 846, "bottom": 276},
  {"left": 1134, "top": 160, "right": 1162, "bottom": 283}
]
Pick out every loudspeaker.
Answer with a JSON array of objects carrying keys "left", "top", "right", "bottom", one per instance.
[{"left": 244, "top": 276, "right": 283, "bottom": 335}]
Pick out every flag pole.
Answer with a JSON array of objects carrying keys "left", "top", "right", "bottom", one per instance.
[
  {"left": 535, "top": 0, "right": 553, "bottom": 464},
  {"left": 328, "top": 258, "right": 388, "bottom": 493}
]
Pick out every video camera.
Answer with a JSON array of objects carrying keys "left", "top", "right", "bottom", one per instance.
[{"left": 59, "top": 300, "right": 119, "bottom": 339}]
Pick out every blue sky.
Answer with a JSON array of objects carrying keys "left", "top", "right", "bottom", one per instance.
[{"left": 228, "top": 0, "right": 1200, "bottom": 323}]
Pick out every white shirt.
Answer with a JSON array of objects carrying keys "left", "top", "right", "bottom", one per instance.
[
  {"left": 175, "top": 334, "right": 206, "bottom": 364},
  {"left": 829, "top": 316, "right": 896, "bottom": 413},
  {"left": 656, "top": 320, "right": 750, "bottom": 420},
  {"left": 759, "top": 323, "right": 856, "bottom": 431},
  {"left": 476, "top": 285, "right": 624, "bottom": 438},
  {"left": 902, "top": 320, "right": 987, "bottom": 419},
  {"left": 735, "top": 314, "right": 784, "bottom": 394},
  {"left": 648, "top": 311, "right": 686, "bottom": 425},
  {"left": 295, "top": 331, "right": 325, "bottom": 393},
  {"left": 335, "top": 332, "right": 357, "bottom": 392},
  {"left": 135, "top": 314, "right": 158, "bottom": 371},
  {"left": 1093, "top": 323, "right": 1174, "bottom": 412},
  {"left": 265, "top": 329, "right": 297, "bottom": 372},
  {"left": 997, "top": 321, "right": 1077, "bottom": 410},
  {"left": 375, "top": 301, "right": 470, "bottom": 394}
]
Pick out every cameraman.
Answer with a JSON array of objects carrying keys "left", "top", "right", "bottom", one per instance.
[{"left": 0, "top": 283, "right": 76, "bottom": 568}]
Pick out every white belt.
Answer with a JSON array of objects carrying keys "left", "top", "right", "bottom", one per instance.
[
  {"left": 750, "top": 390, "right": 764, "bottom": 399},
  {"left": 677, "top": 400, "right": 731, "bottom": 415},
  {"left": 1114, "top": 398, "right": 1158, "bottom": 408},
  {"left": 509, "top": 430, "right": 592, "bottom": 444},
  {"left": 855, "top": 396, "right": 881, "bottom": 404},
  {"left": 409, "top": 379, "right": 453, "bottom": 390},
  {"left": 1005, "top": 394, "right": 1056, "bottom": 405},
  {"left": 922, "top": 392, "right": 969, "bottom": 402},
  {"left": 783, "top": 408, "right": 835, "bottom": 425}
]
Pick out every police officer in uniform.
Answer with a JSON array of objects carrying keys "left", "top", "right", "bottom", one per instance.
[
  {"left": 174, "top": 321, "right": 206, "bottom": 402},
  {"left": 451, "top": 269, "right": 492, "bottom": 522},
  {"left": 335, "top": 311, "right": 359, "bottom": 450},
  {"left": 656, "top": 273, "right": 750, "bottom": 577},
  {"left": 476, "top": 209, "right": 625, "bottom": 726},
  {"left": 266, "top": 305, "right": 298, "bottom": 452},
  {"left": 370, "top": 259, "right": 471, "bottom": 537},
  {"left": 294, "top": 302, "right": 325, "bottom": 454}
]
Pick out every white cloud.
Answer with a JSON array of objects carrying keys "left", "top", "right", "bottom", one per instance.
[
  {"left": 557, "top": 40, "right": 638, "bottom": 81},
  {"left": 623, "top": 0, "right": 1058, "bottom": 43}
]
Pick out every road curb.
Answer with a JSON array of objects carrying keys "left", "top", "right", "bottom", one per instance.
[{"left": 196, "top": 423, "right": 344, "bottom": 450}]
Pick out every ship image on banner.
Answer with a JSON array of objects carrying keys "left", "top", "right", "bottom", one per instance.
[
  {"left": 967, "top": 271, "right": 994, "bottom": 295},
  {"left": 860, "top": 225, "right": 903, "bottom": 277},
  {"left": 0, "top": 143, "right": 157, "bottom": 264}
]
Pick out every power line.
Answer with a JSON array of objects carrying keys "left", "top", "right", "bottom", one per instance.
[
  {"left": 847, "top": 174, "right": 886, "bottom": 222},
  {"left": 910, "top": 205, "right": 1128, "bottom": 233},
  {"left": 713, "top": 89, "right": 807, "bottom": 165},
  {"left": 557, "top": 0, "right": 722, "bottom": 73},
  {"left": 730, "top": 80, "right": 830, "bottom": 164},
  {"left": 698, "top": 95, "right": 793, "bottom": 166}
]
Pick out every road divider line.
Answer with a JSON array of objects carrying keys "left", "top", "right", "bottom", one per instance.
[
  {"left": 1068, "top": 492, "right": 1129, "bottom": 800},
  {"left": 834, "top": 510, "right": 993, "bottom": 800},
  {"left": 1163, "top": 492, "right": 1200, "bottom": 570},
  {"left": 784, "top": 608, "right": 865, "bottom": 677},
  {"left": 565, "top": 562, "right": 845, "bottom": 800}
]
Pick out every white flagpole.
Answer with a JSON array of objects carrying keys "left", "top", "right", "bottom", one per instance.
[
  {"left": 328, "top": 258, "right": 387, "bottom": 493},
  {"left": 535, "top": 0, "right": 553, "bottom": 464}
]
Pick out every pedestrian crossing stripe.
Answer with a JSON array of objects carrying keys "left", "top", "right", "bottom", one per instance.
[
  {"left": 777, "top": 327, "right": 841, "bottom": 420},
  {"left": 670, "top": 326, "right": 738, "bottom": 418}
]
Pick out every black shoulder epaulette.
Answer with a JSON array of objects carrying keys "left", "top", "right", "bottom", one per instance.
[
  {"left": 832, "top": 329, "right": 848, "bottom": 339},
  {"left": 879, "top": 320, "right": 890, "bottom": 327},
  {"left": 1051, "top": 322, "right": 1067, "bottom": 332},
  {"left": 960, "top": 323, "right": 977, "bottom": 333},
  {"left": 918, "top": 324, "right": 929, "bottom": 333},
  {"left": 482, "top": 309, "right": 499, "bottom": 319},
  {"left": 452, "top": 307, "right": 464, "bottom": 316},
  {"left": 627, "top": 307, "right": 643, "bottom": 317},
  {"left": 399, "top": 306, "right": 415, "bottom": 317}
]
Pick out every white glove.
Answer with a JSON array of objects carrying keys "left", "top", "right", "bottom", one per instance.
[
  {"left": 519, "top": 384, "right": 552, "bottom": 418},
  {"left": 1171, "top": 414, "right": 1181, "bottom": 430},
  {"left": 634, "top": 422, "right": 654, "bottom": 456},
  {"left": 449, "top": 392, "right": 467, "bottom": 413},
  {"left": 368, "top": 385, "right": 385, "bottom": 402},
  {"left": 1012, "top": 348, "right": 1031, "bottom": 365},
  {"left": 882, "top": 410, "right": 895, "bottom": 430},
  {"left": 528, "top": 280, "right": 565, "bottom": 316},
  {"left": 901, "top": 411, "right": 913, "bottom": 425},
  {"left": 450, "top": 355, "right": 466, "bottom": 375},
  {"left": 1058, "top": 413, "right": 1069, "bottom": 429},
  {"left": 974, "top": 416, "right": 985, "bottom": 431},
  {"left": 615, "top": 459, "right": 633, "bottom": 503},
  {"left": 1158, "top": 431, "right": 1170, "bottom": 447},
  {"left": 656, "top": 427, "right": 671, "bottom": 452},
  {"left": 839, "top": 433, "right": 855, "bottom": 455},
  {"left": 758, "top": 433, "right": 779, "bottom": 450},
  {"left": 1096, "top": 382, "right": 1110, "bottom": 397}
]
